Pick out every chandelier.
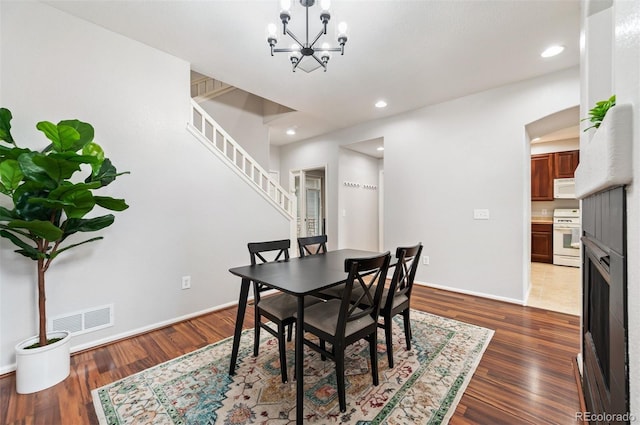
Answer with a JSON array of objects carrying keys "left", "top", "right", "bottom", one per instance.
[{"left": 266, "top": 0, "right": 348, "bottom": 72}]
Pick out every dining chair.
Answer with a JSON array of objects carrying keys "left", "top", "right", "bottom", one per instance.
[
  {"left": 297, "top": 234, "right": 345, "bottom": 301},
  {"left": 378, "top": 243, "right": 423, "bottom": 368},
  {"left": 248, "top": 239, "right": 321, "bottom": 383},
  {"left": 296, "top": 251, "right": 391, "bottom": 412},
  {"left": 297, "top": 234, "right": 328, "bottom": 257}
]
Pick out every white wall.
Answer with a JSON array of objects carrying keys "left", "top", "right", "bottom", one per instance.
[
  {"left": 338, "top": 149, "right": 379, "bottom": 251},
  {"left": 269, "top": 144, "right": 281, "bottom": 183},
  {"left": 197, "top": 90, "right": 271, "bottom": 170},
  {"left": 0, "top": 2, "right": 290, "bottom": 372},
  {"left": 280, "top": 67, "right": 580, "bottom": 302},
  {"left": 611, "top": 0, "right": 639, "bottom": 416},
  {"left": 583, "top": 6, "right": 614, "bottom": 114}
]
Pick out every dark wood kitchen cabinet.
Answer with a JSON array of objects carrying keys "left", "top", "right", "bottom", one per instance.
[
  {"left": 531, "top": 153, "right": 554, "bottom": 201},
  {"left": 531, "top": 150, "right": 580, "bottom": 200},
  {"left": 531, "top": 223, "right": 553, "bottom": 263},
  {"left": 554, "top": 150, "right": 580, "bottom": 178}
]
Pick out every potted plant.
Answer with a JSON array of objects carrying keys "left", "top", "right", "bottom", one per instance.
[
  {"left": 0, "top": 107, "right": 129, "bottom": 393},
  {"left": 582, "top": 94, "right": 616, "bottom": 132}
]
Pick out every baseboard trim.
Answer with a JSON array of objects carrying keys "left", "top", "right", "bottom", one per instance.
[
  {"left": 414, "top": 280, "right": 525, "bottom": 306},
  {"left": 573, "top": 355, "right": 587, "bottom": 424}
]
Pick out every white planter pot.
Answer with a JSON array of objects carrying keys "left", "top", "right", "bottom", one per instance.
[{"left": 15, "top": 330, "right": 71, "bottom": 394}]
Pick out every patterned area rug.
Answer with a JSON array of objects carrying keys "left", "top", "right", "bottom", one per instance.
[{"left": 92, "top": 310, "right": 493, "bottom": 425}]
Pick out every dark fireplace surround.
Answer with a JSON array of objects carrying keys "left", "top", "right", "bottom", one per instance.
[{"left": 581, "top": 186, "right": 629, "bottom": 424}]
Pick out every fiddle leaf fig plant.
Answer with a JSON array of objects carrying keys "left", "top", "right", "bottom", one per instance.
[
  {"left": 0, "top": 107, "right": 129, "bottom": 348},
  {"left": 582, "top": 94, "right": 616, "bottom": 132}
]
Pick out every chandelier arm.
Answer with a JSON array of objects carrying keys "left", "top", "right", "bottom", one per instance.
[
  {"left": 311, "top": 54, "right": 327, "bottom": 72},
  {"left": 311, "top": 53, "right": 326, "bottom": 68},
  {"left": 285, "top": 28, "right": 305, "bottom": 49},
  {"left": 273, "top": 48, "right": 297, "bottom": 53},
  {"left": 308, "top": 28, "right": 326, "bottom": 49},
  {"left": 292, "top": 58, "right": 302, "bottom": 72}
]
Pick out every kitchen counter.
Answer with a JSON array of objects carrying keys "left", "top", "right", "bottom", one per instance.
[{"left": 532, "top": 217, "right": 553, "bottom": 224}]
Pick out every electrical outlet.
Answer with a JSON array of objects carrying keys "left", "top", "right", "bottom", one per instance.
[
  {"left": 542, "top": 208, "right": 548, "bottom": 215},
  {"left": 473, "top": 209, "right": 490, "bottom": 220},
  {"left": 423, "top": 255, "right": 430, "bottom": 265},
  {"left": 181, "top": 276, "right": 191, "bottom": 290}
]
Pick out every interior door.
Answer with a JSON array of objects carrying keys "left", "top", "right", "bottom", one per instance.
[
  {"left": 293, "top": 170, "right": 324, "bottom": 240},
  {"left": 304, "top": 177, "right": 322, "bottom": 237}
]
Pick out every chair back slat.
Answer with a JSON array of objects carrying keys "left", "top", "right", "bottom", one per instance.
[
  {"left": 247, "top": 239, "right": 291, "bottom": 297},
  {"left": 349, "top": 269, "right": 379, "bottom": 311},
  {"left": 297, "top": 235, "right": 328, "bottom": 257},
  {"left": 385, "top": 243, "right": 423, "bottom": 311},
  {"left": 338, "top": 252, "right": 391, "bottom": 334},
  {"left": 248, "top": 239, "right": 290, "bottom": 265}
]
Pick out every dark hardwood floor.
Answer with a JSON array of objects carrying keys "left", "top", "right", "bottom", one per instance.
[{"left": 0, "top": 285, "right": 582, "bottom": 424}]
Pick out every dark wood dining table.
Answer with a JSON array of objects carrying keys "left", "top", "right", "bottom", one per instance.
[{"left": 228, "top": 248, "right": 378, "bottom": 424}]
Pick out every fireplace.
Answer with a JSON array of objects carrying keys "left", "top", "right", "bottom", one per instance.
[{"left": 581, "top": 186, "right": 629, "bottom": 423}]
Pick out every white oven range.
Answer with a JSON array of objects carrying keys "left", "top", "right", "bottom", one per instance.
[{"left": 553, "top": 208, "right": 581, "bottom": 267}]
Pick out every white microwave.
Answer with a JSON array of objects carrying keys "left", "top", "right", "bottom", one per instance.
[{"left": 554, "top": 178, "right": 576, "bottom": 199}]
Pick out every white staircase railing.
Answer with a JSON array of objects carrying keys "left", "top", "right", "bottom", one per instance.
[
  {"left": 187, "top": 99, "right": 296, "bottom": 219},
  {"left": 190, "top": 76, "right": 235, "bottom": 101}
]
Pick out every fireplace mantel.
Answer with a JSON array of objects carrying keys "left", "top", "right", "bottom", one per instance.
[{"left": 575, "top": 103, "right": 633, "bottom": 199}]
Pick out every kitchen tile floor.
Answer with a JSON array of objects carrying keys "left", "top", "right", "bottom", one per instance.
[{"left": 528, "top": 262, "right": 581, "bottom": 316}]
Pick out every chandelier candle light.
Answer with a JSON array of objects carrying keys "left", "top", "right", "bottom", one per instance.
[{"left": 267, "top": 0, "right": 348, "bottom": 72}]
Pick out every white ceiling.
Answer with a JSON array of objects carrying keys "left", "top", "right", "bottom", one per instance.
[{"left": 46, "top": 0, "right": 580, "bottom": 150}]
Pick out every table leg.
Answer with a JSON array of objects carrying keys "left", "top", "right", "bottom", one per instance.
[
  {"left": 229, "top": 278, "right": 250, "bottom": 376},
  {"left": 296, "top": 296, "right": 304, "bottom": 424}
]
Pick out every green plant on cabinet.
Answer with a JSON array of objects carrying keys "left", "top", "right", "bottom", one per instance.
[{"left": 582, "top": 94, "right": 616, "bottom": 132}]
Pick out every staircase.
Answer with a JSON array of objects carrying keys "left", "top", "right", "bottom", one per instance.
[
  {"left": 187, "top": 99, "right": 296, "bottom": 220},
  {"left": 190, "top": 76, "right": 235, "bottom": 101}
]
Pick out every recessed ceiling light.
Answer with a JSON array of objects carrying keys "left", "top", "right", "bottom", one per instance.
[
  {"left": 376, "top": 146, "right": 384, "bottom": 151},
  {"left": 375, "top": 100, "right": 387, "bottom": 108},
  {"left": 540, "top": 45, "right": 565, "bottom": 58},
  {"left": 286, "top": 128, "right": 296, "bottom": 135}
]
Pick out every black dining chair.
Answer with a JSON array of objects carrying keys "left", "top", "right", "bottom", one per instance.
[
  {"left": 378, "top": 243, "right": 423, "bottom": 368},
  {"left": 297, "top": 234, "right": 328, "bottom": 257},
  {"left": 248, "top": 239, "right": 321, "bottom": 383},
  {"left": 297, "top": 235, "right": 346, "bottom": 301},
  {"left": 296, "top": 251, "right": 391, "bottom": 412}
]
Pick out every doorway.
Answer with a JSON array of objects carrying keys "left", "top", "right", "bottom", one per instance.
[
  {"left": 291, "top": 167, "right": 327, "bottom": 249},
  {"left": 339, "top": 138, "right": 384, "bottom": 252},
  {"left": 525, "top": 106, "right": 581, "bottom": 316}
]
